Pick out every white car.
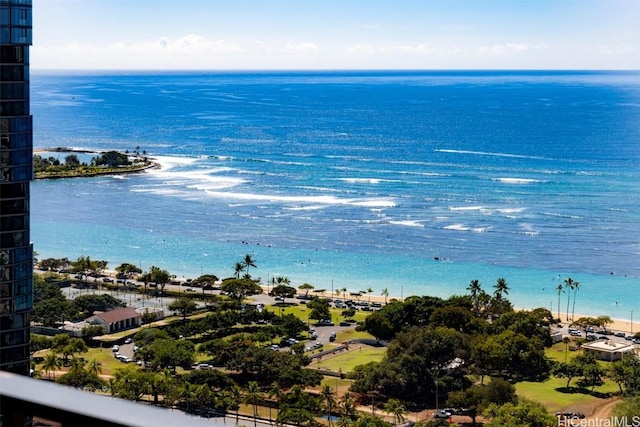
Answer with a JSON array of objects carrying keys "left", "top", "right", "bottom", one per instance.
[{"left": 433, "top": 410, "right": 451, "bottom": 419}]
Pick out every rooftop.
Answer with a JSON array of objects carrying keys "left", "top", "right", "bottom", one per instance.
[
  {"left": 582, "top": 340, "right": 636, "bottom": 353},
  {"left": 90, "top": 306, "right": 140, "bottom": 323}
]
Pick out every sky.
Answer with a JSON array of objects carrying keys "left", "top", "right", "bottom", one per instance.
[{"left": 32, "top": 0, "right": 640, "bottom": 70}]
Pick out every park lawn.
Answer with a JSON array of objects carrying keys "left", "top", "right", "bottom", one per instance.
[
  {"left": 515, "top": 376, "right": 619, "bottom": 413},
  {"left": 265, "top": 302, "right": 373, "bottom": 326},
  {"left": 545, "top": 341, "right": 584, "bottom": 364},
  {"left": 36, "top": 347, "right": 127, "bottom": 377},
  {"left": 315, "top": 345, "right": 386, "bottom": 373},
  {"left": 80, "top": 347, "right": 131, "bottom": 375}
]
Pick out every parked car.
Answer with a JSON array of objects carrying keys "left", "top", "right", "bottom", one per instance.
[
  {"left": 433, "top": 410, "right": 451, "bottom": 419},
  {"left": 112, "top": 345, "right": 119, "bottom": 352},
  {"left": 124, "top": 338, "right": 133, "bottom": 344},
  {"left": 103, "top": 278, "right": 113, "bottom": 283}
]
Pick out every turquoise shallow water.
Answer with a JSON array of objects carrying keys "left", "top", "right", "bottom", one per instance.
[{"left": 29, "top": 70, "right": 640, "bottom": 320}]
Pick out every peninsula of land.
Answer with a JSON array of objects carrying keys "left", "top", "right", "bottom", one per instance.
[{"left": 33, "top": 147, "right": 158, "bottom": 179}]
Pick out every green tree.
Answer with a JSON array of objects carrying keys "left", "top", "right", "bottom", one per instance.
[
  {"left": 366, "top": 287, "right": 374, "bottom": 303},
  {"left": 168, "top": 297, "right": 198, "bottom": 321},
  {"left": 298, "top": 283, "right": 314, "bottom": 298},
  {"left": 242, "top": 254, "right": 257, "bottom": 279},
  {"left": 42, "top": 352, "right": 62, "bottom": 379},
  {"left": 30, "top": 334, "right": 52, "bottom": 353},
  {"left": 555, "top": 283, "right": 564, "bottom": 320},
  {"left": 221, "top": 278, "right": 263, "bottom": 302},
  {"left": 273, "top": 313, "right": 307, "bottom": 339},
  {"left": 563, "top": 277, "right": 577, "bottom": 321},
  {"left": 56, "top": 360, "right": 105, "bottom": 391},
  {"left": 350, "top": 415, "right": 392, "bottom": 427},
  {"left": 381, "top": 288, "right": 389, "bottom": 305},
  {"left": 268, "top": 381, "right": 283, "bottom": 424},
  {"left": 467, "top": 279, "right": 483, "bottom": 314},
  {"left": 110, "top": 365, "right": 151, "bottom": 401},
  {"left": 245, "top": 381, "right": 263, "bottom": 427},
  {"left": 115, "top": 262, "right": 142, "bottom": 283},
  {"left": 483, "top": 397, "right": 557, "bottom": 427},
  {"left": 93, "top": 150, "right": 130, "bottom": 168},
  {"left": 149, "top": 265, "right": 171, "bottom": 300},
  {"left": 609, "top": 353, "right": 640, "bottom": 395},
  {"left": 139, "top": 338, "right": 195, "bottom": 372},
  {"left": 384, "top": 398, "right": 406, "bottom": 427},
  {"left": 613, "top": 396, "right": 640, "bottom": 421},
  {"left": 51, "top": 335, "right": 88, "bottom": 365},
  {"left": 86, "top": 359, "right": 102, "bottom": 376},
  {"left": 321, "top": 384, "right": 336, "bottom": 427},
  {"left": 72, "top": 293, "right": 124, "bottom": 316},
  {"left": 493, "top": 277, "right": 510, "bottom": 300},
  {"left": 233, "top": 262, "right": 244, "bottom": 279},
  {"left": 552, "top": 361, "right": 583, "bottom": 388},
  {"left": 64, "top": 154, "right": 81, "bottom": 167},
  {"left": 271, "top": 283, "right": 297, "bottom": 303},
  {"left": 307, "top": 298, "right": 331, "bottom": 323},
  {"left": 362, "top": 312, "right": 394, "bottom": 342}
]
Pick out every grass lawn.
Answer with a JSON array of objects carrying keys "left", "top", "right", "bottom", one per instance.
[
  {"left": 36, "top": 347, "right": 135, "bottom": 377},
  {"left": 315, "top": 345, "right": 386, "bottom": 373},
  {"left": 545, "top": 341, "right": 584, "bottom": 364},
  {"left": 516, "top": 375, "right": 620, "bottom": 413},
  {"left": 264, "top": 302, "right": 371, "bottom": 325}
]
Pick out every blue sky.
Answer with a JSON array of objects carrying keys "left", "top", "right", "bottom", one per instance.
[{"left": 32, "top": 0, "right": 639, "bottom": 70}]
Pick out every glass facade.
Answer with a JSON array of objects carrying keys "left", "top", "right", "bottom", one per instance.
[{"left": 0, "top": 0, "right": 32, "bottom": 378}]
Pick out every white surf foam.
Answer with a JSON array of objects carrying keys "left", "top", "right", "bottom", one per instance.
[
  {"left": 389, "top": 220, "right": 425, "bottom": 228},
  {"left": 492, "top": 177, "right": 541, "bottom": 184}
]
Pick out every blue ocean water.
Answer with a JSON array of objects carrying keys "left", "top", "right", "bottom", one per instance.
[{"left": 29, "top": 70, "right": 640, "bottom": 320}]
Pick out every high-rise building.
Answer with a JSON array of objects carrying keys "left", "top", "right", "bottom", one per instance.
[{"left": 0, "top": 0, "right": 33, "bottom": 376}]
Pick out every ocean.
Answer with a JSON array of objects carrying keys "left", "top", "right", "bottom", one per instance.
[{"left": 29, "top": 70, "right": 640, "bottom": 320}]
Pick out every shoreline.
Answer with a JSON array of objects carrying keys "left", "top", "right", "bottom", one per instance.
[{"left": 90, "top": 269, "right": 640, "bottom": 335}]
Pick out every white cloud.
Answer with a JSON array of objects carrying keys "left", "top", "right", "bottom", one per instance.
[
  {"left": 32, "top": 34, "right": 245, "bottom": 69},
  {"left": 284, "top": 42, "right": 319, "bottom": 53},
  {"left": 474, "top": 43, "right": 528, "bottom": 56}
]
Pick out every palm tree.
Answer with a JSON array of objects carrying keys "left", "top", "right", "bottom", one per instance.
[
  {"left": 493, "top": 277, "right": 509, "bottom": 300},
  {"left": 242, "top": 254, "right": 257, "bottom": 278},
  {"left": 467, "top": 279, "right": 482, "bottom": 314},
  {"left": 384, "top": 398, "right": 406, "bottom": 427},
  {"left": 381, "top": 288, "right": 389, "bottom": 305},
  {"left": 366, "top": 287, "right": 374, "bottom": 303},
  {"left": 268, "top": 381, "right": 283, "bottom": 424},
  {"left": 320, "top": 384, "right": 336, "bottom": 427},
  {"left": 564, "top": 277, "right": 577, "bottom": 321},
  {"left": 570, "top": 279, "right": 581, "bottom": 321},
  {"left": 340, "top": 287, "right": 347, "bottom": 303},
  {"left": 42, "top": 352, "right": 61, "bottom": 379},
  {"left": 86, "top": 359, "right": 102, "bottom": 376},
  {"left": 230, "top": 384, "right": 242, "bottom": 426},
  {"left": 556, "top": 282, "right": 564, "bottom": 320},
  {"left": 234, "top": 262, "right": 244, "bottom": 279},
  {"left": 339, "top": 391, "right": 356, "bottom": 420},
  {"left": 245, "top": 381, "right": 263, "bottom": 427}
]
